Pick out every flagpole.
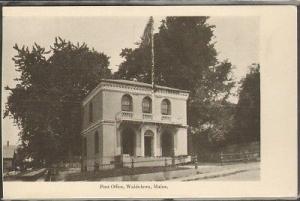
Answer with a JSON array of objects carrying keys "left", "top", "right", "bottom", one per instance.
[
  {"left": 149, "top": 17, "right": 157, "bottom": 156},
  {"left": 151, "top": 16, "right": 155, "bottom": 90},
  {"left": 148, "top": 17, "right": 157, "bottom": 132}
]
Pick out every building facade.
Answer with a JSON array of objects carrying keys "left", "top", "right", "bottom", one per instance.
[
  {"left": 81, "top": 79, "right": 189, "bottom": 171},
  {"left": 3, "top": 141, "right": 16, "bottom": 173}
]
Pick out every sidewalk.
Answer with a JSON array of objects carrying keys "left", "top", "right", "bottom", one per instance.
[
  {"left": 97, "top": 162, "right": 259, "bottom": 181},
  {"left": 56, "top": 161, "right": 259, "bottom": 181},
  {"left": 98, "top": 168, "right": 197, "bottom": 181},
  {"left": 170, "top": 162, "right": 260, "bottom": 181}
]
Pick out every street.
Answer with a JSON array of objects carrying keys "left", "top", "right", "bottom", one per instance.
[{"left": 206, "top": 168, "right": 259, "bottom": 181}]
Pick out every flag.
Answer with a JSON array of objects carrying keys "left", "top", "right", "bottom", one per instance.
[{"left": 141, "top": 16, "right": 154, "bottom": 47}]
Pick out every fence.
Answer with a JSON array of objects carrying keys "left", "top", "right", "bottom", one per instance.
[
  {"left": 199, "top": 150, "right": 260, "bottom": 163},
  {"left": 82, "top": 155, "right": 192, "bottom": 172},
  {"left": 59, "top": 161, "right": 81, "bottom": 168},
  {"left": 196, "top": 141, "right": 260, "bottom": 164},
  {"left": 54, "top": 149, "right": 260, "bottom": 173},
  {"left": 220, "top": 151, "right": 260, "bottom": 164}
]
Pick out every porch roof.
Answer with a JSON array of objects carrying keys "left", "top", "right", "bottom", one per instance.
[{"left": 117, "top": 119, "right": 188, "bottom": 128}]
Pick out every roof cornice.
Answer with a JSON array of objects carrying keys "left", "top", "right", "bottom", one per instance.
[{"left": 82, "top": 79, "right": 190, "bottom": 106}]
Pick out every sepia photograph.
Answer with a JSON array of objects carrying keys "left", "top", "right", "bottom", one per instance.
[
  {"left": 3, "top": 13, "right": 260, "bottom": 182},
  {"left": 1, "top": 5, "right": 297, "bottom": 199}
]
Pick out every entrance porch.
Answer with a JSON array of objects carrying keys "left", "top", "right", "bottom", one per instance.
[{"left": 116, "top": 121, "right": 181, "bottom": 158}]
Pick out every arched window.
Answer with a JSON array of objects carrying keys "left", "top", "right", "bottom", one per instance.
[
  {"left": 161, "top": 99, "right": 171, "bottom": 115},
  {"left": 121, "top": 94, "right": 133, "bottom": 112},
  {"left": 94, "top": 131, "right": 99, "bottom": 154},
  {"left": 142, "top": 97, "right": 152, "bottom": 113}
]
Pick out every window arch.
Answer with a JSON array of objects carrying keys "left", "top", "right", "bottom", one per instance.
[
  {"left": 121, "top": 94, "right": 133, "bottom": 112},
  {"left": 142, "top": 96, "right": 152, "bottom": 113},
  {"left": 161, "top": 99, "right": 171, "bottom": 115}
]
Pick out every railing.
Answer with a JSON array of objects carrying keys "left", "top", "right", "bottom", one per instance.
[
  {"left": 161, "top": 115, "right": 171, "bottom": 121},
  {"left": 116, "top": 111, "right": 180, "bottom": 124},
  {"left": 119, "top": 111, "right": 133, "bottom": 120},
  {"left": 82, "top": 155, "right": 192, "bottom": 172},
  {"left": 142, "top": 113, "right": 153, "bottom": 120}
]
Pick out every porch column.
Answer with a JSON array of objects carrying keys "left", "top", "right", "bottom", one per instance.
[
  {"left": 116, "top": 126, "right": 121, "bottom": 155},
  {"left": 141, "top": 129, "right": 145, "bottom": 157},
  {"left": 156, "top": 129, "right": 161, "bottom": 156},
  {"left": 135, "top": 129, "right": 142, "bottom": 156},
  {"left": 153, "top": 128, "right": 157, "bottom": 157},
  {"left": 173, "top": 131, "right": 178, "bottom": 156}
]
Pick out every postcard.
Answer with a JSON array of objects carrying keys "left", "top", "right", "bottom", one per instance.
[{"left": 2, "top": 5, "right": 297, "bottom": 199}]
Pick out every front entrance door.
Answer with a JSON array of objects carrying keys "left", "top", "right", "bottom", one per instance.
[{"left": 144, "top": 136, "right": 152, "bottom": 157}]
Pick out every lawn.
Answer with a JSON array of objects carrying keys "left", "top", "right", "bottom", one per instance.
[{"left": 64, "top": 166, "right": 188, "bottom": 181}]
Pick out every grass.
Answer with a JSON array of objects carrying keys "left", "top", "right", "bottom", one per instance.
[{"left": 65, "top": 166, "right": 188, "bottom": 181}]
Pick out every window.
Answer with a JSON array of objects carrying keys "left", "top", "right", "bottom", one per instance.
[
  {"left": 121, "top": 94, "right": 133, "bottom": 111},
  {"left": 161, "top": 99, "right": 171, "bottom": 115},
  {"left": 89, "top": 102, "right": 93, "bottom": 123},
  {"left": 142, "top": 97, "right": 152, "bottom": 113},
  {"left": 94, "top": 131, "right": 99, "bottom": 154}
]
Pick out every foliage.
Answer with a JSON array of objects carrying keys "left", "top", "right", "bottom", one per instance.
[
  {"left": 115, "top": 17, "right": 235, "bottom": 145},
  {"left": 206, "top": 101, "right": 235, "bottom": 146},
  {"left": 233, "top": 64, "right": 260, "bottom": 143},
  {"left": 4, "top": 37, "right": 111, "bottom": 165}
]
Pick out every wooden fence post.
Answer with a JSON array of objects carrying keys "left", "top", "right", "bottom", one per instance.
[
  {"left": 220, "top": 152, "right": 223, "bottom": 166},
  {"left": 131, "top": 158, "right": 135, "bottom": 175},
  {"left": 131, "top": 158, "right": 134, "bottom": 169},
  {"left": 194, "top": 156, "right": 198, "bottom": 169},
  {"left": 172, "top": 157, "right": 175, "bottom": 167}
]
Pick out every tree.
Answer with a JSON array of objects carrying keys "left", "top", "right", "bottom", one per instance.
[
  {"left": 4, "top": 37, "right": 111, "bottom": 165},
  {"left": 115, "top": 17, "right": 235, "bottom": 143},
  {"left": 233, "top": 64, "right": 260, "bottom": 143}
]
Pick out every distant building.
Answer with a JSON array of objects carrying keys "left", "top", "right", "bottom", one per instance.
[
  {"left": 3, "top": 141, "right": 16, "bottom": 172},
  {"left": 81, "top": 79, "right": 190, "bottom": 171}
]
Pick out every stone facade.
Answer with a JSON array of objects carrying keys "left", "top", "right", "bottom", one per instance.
[{"left": 81, "top": 79, "right": 189, "bottom": 171}]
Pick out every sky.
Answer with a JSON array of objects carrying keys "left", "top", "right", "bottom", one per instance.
[{"left": 2, "top": 16, "right": 259, "bottom": 146}]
